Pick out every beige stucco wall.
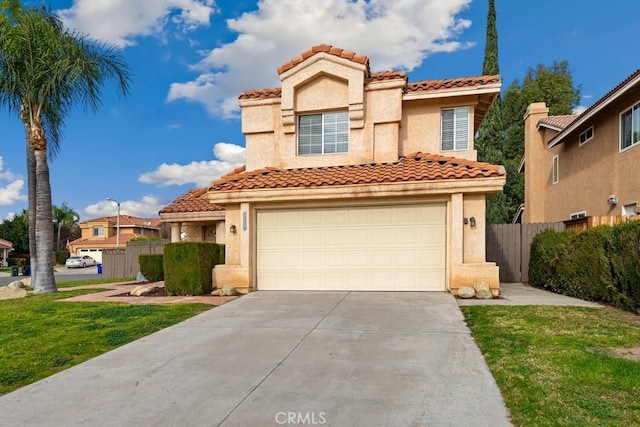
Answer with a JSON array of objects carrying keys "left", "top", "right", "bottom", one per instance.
[
  {"left": 213, "top": 185, "right": 504, "bottom": 293},
  {"left": 215, "top": 52, "right": 504, "bottom": 294},
  {"left": 399, "top": 97, "right": 477, "bottom": 161},
  {"left": 525, "top": 90, "right": 640, "bottom": 223}
]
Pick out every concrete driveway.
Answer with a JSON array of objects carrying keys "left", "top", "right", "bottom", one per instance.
[{"left": 0, "top": 292, "right": 510, "bottom": 426}]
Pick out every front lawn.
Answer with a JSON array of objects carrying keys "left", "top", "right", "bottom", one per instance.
[
  {"left": 462, "top": 306, "right": 640, "bottom": 427},
  {"left": 56, "top": 277, "right": 136, "bottom": 288},
  {"left": 0, "top": 290, "right": 211, "bottom": 395}
]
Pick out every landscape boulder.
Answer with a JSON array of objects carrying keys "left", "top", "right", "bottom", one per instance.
[
  {"left": 213, "top": 285, "right": 237, "bottom": 297},
  {"left": 457, "top": 286, "right": 476, "bottom": 299},
  {"left": 0, "top": 285, "right": 27, "bottom": 300},
  {"left": 473, "top": 281, "right": 493, "bottom": 299},
  {"left": 8, "top": 281, "right": 26, "bottom": 289},
  {"left": 130, "top": 285, "right": 159, "bottom": 296}
]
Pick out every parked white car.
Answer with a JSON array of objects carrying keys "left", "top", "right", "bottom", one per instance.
[{"left": 65, "top": 255, "right": 96, "bottom": 268}]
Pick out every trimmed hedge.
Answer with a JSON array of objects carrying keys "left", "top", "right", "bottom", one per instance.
[
  {"left": 56, "top": 251, "right": 70, "bottom": 265},
  {"left": 529, "top": 221, "right": 640, "bottom": 312},
  {"left": 139, "top": 254, "right": 164, "bottom": 282},
  {"left": 163, "top": 242, "right": 225, "bottom": 296}
]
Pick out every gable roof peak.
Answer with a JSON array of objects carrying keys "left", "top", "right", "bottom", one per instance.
[{"left": 277, "top": 44, "right": 371, "bottom": 76}]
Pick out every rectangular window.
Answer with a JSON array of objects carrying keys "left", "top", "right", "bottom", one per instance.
[
  {"left": 92, "top": 226, "right": 104, "bottom": 237},
  {"left": 570, "top": 211, "right": 587, "bottom": 220},
  {"left": 579, "top": 126, "right": 594, "bottom": 145},
  {"left": 621, "top": 103, "right": 640, "bottom": 150},
  {"left": 441, "top": 107, "right": 469, "bottom": 151},
  {"left": 623, "top": 203, "right": 638, "bottom": 216},
  {"left": 298, "top": 111, "right": 349, "bottom": 155},
  {"left": 552, "top": 155, "right": 559, "bottom": 184}
]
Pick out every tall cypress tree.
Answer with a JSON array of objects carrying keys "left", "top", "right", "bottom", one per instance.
[
  {"left": 482, "top": 0, "right": 499, "bottom": 76},
  {"left": 476, "top": 0, "right": 507, "bottom": 222}
]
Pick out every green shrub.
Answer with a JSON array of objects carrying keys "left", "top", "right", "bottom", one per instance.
[
  {"left": 139, "top": 254, "right": 164, "bottom": 282},
  {"left": 529, "top": 229, "right": 572, "bottom": 292},
  {"left": 7, "top": 258, "right": 26, "bottom": 267},
  {"left": 608, "top": 220, "right": 640, "bottom": 312},
  {"left": 55, "top": 251, "right": 70, "bottom": 265},
  {"left": 163, "top": 242, "right": 224, "bottom": 295},
  {"left": 529, "top": 220, "right": 640, "bottom": 312}
]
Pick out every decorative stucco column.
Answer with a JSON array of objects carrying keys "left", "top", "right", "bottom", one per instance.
[{"left": 170, "top": 223, "right": 181, "bottom": 243}]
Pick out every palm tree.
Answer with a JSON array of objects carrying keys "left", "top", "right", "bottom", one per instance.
[
  {"left": 53, "top": 203, "right": 79, "bottom": 251},
  {"left": 0, "top": 0, "right": 130, "bottom": 293}
]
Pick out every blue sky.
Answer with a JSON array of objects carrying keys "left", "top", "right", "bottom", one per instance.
[{"left": 0, "top": 0, "right": 638, "bottom": 221}]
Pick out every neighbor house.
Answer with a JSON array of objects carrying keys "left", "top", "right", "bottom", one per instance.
[
  {"left": 523, "top": 68, "right": 640, "bottom": 223},
  {"left": 69, "top": 215, "right": 163, "bottom": 263},
  {"left": 0, "top": 237, "right": 12, "bottom": 267},
  {"left": 161, "top": 45, "right": 506, "bottom": 294}
]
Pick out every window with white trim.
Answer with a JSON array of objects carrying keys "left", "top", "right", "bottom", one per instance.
[
  {"left": 621, "top": 102, "right": 640, "bottom": 150},
  {"left": 579, "top": 126, "right": 593, "bottom": 145},
  {"left": 92, "top": 226, "right": 104, "bottom": 237},
  {"left": 552, "top": 155, "right": 559, "bottom": 184},
  {"left": 570, "top": 211, "right": 587, "bottom": 220},
  {"left": 441, "top": 107, "right": 469, "bottom": 151},
  {"left": 623, "top": 203, "right": 638, "bottom": 216},
  {"left": 298, "top": 111, "right": 349, "bottom": 155}
]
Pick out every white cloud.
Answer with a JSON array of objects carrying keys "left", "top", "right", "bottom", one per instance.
[
  {"left": 85, "top": 196, "right": 166, "bottom": 218},
  {"left": 573, "top": 105, "right": 587, "bottom": 115},
  {"left": 167, "top": 0, "right": 473, "bottom": 117},
  {"left": 139, "top": 142, "right": 246, "bottom": 187},
  {"left": 58, "top": 0, "right": 216, "bottom": 47},
  {"left": 0, "top": 158, "right": 26, "bottom": 207}
]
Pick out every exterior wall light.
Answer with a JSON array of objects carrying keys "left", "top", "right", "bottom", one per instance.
[
  {"left": 229, "top": 224, "right": 237, "bottom": 234},
  {"left": 469, "top": 217, "right": 477, "bottom": 227}
]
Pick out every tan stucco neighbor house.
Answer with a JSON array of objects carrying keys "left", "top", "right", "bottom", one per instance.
[
  {"left": 523, "top": 68, "right": 640, "bottom": 223},
  {"left": 161, "top": 45, "right": 506, "bottom": 294},
  {"left": 69, "top": 215, "right": 163, "bottom": 263}
]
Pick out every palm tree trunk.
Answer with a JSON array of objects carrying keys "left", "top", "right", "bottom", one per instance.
[
  {"left": 27, "top": 119, "right": 56, "bottom": 293},
  {"left": 26, "top": 129, "right": 37, "bottom": 284}
]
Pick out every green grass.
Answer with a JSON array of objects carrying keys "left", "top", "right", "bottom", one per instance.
[
  {"left": 461, "top": 306, "right": 640, "bottom": 427},
  {"left": 55, "top": 277, "right": 136, "bottom": 288},
  {"left": 0, "top": 289, "right": 211, "bottom": 395}
]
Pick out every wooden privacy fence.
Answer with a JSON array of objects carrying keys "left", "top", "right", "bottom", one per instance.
[
  {"left": 102, "top": 240, "right": 168, "bottom": 279},
  {"left": 565, "top": 214, "right": 640, "bottom": 232},
  {"left": 486, "top": 222, "right": 564, "bottom": 283}
]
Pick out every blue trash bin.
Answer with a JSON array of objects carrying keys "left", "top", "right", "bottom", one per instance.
[
  {"left": 97, "top": 263, "right": 102, "bottom": 274},
  {"left": 22, "top": 265, "right": 30, "bottom": 276}
]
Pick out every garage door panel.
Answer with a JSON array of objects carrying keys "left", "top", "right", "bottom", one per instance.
[{"left": 257, "top": 205, "right": 446, "bottom": 291}]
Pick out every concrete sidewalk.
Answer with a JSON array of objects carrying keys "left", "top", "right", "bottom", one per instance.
[
  {"left": 0, "top": 291, "right": 511, "bottom": 426},
  {"left": 457, "top": 282, "right": 602, "bottom": 307}
]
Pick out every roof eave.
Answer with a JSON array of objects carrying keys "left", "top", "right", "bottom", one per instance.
[
  {"left": 205, "top": 177, "right": 507, "bottom": 205},
  {"left": 402, "top": 83, "right": 501, "bottom": 101},
  {"left": 548, "top": 73, "right": 640, "bottom": 148}
]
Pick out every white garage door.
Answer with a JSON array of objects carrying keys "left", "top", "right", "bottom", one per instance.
[
  {"left": 256, "top": 204, "right": 446, "bottom": 291},
  {"left": 79, "top": 249, "right": 102, "bottom": 263}
]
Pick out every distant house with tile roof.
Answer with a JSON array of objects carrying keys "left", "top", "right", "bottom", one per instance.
[
  {"left": 69, "top": 215, "right": 163, "bottom": 263},
  {"left": 523, "top": 68, "right": 640, "bottom": 223},
  {"left": 161, "top": 44, "right": 506, "bottom": 295},
  {"left": 0, "top": 237, "right": 12, "bottom": 267}
]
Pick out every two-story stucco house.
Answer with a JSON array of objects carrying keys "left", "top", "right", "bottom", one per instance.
[
  {"left": 69, "top": 215, "right": 163, "bottom": 263},
  {"left": 523, "top": 68, "right": 640, "bottom": 223},
  {"left": 161, "top": 45, "right": 506, "bottom": 294}
]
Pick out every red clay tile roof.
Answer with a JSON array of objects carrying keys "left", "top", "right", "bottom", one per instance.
[
  {"left": 239, "top": 73, "right": 496, "bottom": 101},
  {"left": 538, "top": 115, "right": 578, "bottom": 130},
  {"left": 239, "top": 87, "right": 282, "bottom": 100},
  {"left": 159, "top": 188, "right": 226, "bottom": 214},
  {"left": 208, "top": 153, "right": 504, "bottom": 192},
  {"left": 70, "top": 233, "right": 141, "bottom": 247},
  {"left": 370, "top": 71, "right": 407, "bottom": 82},
  {"left": 277, "top": 44, "right": 370, "bottom": 76},
  {"left": 80, "top": 215, "right": 161, "bottom": 228},
  {"left": 404, "top": 75, "right": 501, "bottom": 93},
  {"left": 0, "top": 237, "right": 12, "bottom": 249}
]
